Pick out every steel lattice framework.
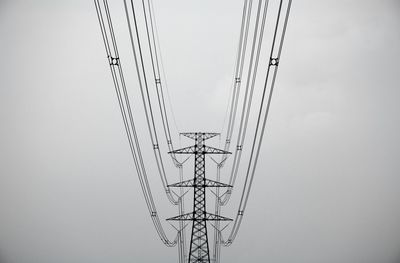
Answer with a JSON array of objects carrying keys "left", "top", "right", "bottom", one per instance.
[{"left": 168, "top": 133, "right": 232, "bottom": 263}]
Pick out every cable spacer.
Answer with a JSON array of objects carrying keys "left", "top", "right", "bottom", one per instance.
[
  {"left": 109, "top": 56, "right": 119, "bottom": 66},
  {"left": 167, "top": 140, "right": 172, "bottom": 145},
  {"left": 235, "top": 77, "right": 241, "bottom": 83},
  {"left": 238, "top": 210, "right": 244, "bottom": 216},
  {"left": 236, "top": 145, "right": 243, "bottom": 151},
  {"left": 153, "top": 144, "right": 159, "bottom": 149},
  {"left": 269, "top": 57, "right": 279, "bottom": 66},
  {"left": 155, "top": 78, "right": 161, "bottom": 84},
  {"left": 151, "top": 211, "right": 157, "bottom": 217}
]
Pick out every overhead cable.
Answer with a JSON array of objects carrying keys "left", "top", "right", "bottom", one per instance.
[
  {"left": 94, "top": 0, "right": 177, "bottom": 246},
  {"left": 222, "top": 0, "right": 292, "bottom": 246},
  {"left": 125, "top": 0, "right": 188, "bottom": 258},
  {"left": 124, "top": 0, "right": 181, "bottom": 205}
]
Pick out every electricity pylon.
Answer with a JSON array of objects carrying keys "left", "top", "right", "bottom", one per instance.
[{"left": 167, "top": 132, "right": 232, "bottom": 263}]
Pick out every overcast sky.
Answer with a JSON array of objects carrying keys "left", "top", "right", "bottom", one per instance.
[{"left": 0, "top": 0, "right": 400, "bottom": 263}]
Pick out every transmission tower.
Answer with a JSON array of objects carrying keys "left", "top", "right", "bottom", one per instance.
[
  {"left": 167, "top": 132, "right": 232, "bottom": 263},
  {"left": 94, "top": 0, "right": 293, "bottom": 261}
]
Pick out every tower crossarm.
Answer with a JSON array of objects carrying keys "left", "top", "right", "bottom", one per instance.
[
  {"left": 180, "top": 132, "right": 220, "bottom": 141},
  {"left": 169, "top": 145, "right": 231, "bottom": 155},
  {"left": 168, "top": 179, "right": 232, "bottom": 188},
  {"left": 167, "top": 212, "right": 232, "bottom": 221}
]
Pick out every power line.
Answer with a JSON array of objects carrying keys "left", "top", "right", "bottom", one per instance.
[
  {"left": 221, "top": 0, "right": 292, "bottom": 246},
  {"left": 94, "top": 0, "right": 178, "bottom": 247},
  {"left": 139, "top": 0, "right": 182, "bottom": 166},
  {"left": 220, "top": 0, "right": 254, "bottom": 160},
  {"left": 214, "top": 0, "right": 274, "bottom": 258},
  {"left": 225, "top": 0, "right": 270, "bottom": 199},
  {"left": 124, "top": 0, "right": 181, "bottom": 205},
  {"left": 124, "top": 1, "right": 188, "bottom": 259}
]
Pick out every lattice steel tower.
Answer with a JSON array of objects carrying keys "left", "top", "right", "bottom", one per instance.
[{"left": 167, "top": 132, "right": 232, "bottom": 263}]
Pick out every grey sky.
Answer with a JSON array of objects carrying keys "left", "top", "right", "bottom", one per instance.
[{"left": 0, "top": 0, "right": 399, "bottom": 263}]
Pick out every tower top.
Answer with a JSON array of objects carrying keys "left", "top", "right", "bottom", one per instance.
[
  {"left": 170, "top": 132, "right": 230, "bottom": 155},
  {"left": 180, "top": 132, "right": 220, "bottom": 141}
]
